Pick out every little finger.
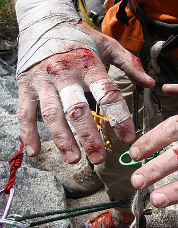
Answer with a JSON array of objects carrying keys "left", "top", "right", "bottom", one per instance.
[{"left": 17, "top": 83, "right": 40, "bottom": 156}]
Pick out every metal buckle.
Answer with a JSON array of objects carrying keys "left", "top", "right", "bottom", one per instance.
[{"left": 0, "top": 215, "right": 31, "bottom": 227}]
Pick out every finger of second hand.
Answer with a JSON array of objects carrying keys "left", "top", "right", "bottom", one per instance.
[
  {"left": 150, "top": 180, "right": 178, "bottom": 208},
  {"left": 38, "top": 86, "right": 81, "bottom": 164},
  {"left": 130, "top": 116, "right": 178, "bottom": 161},
  {"left": 66, "top": 103, "right": 106, "bottom": 165},
  {"left": 131, "top": 145, "right": 178, "bottom": 190},
  {"left": 162, "top": 84, "right": 178, "bottom": 98}
]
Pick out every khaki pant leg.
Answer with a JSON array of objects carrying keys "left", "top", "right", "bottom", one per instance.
[{"left": 94, "top": 65, "right": 143, "bottom": 212}]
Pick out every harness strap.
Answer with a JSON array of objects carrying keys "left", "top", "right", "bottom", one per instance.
[
  {"left": 162, "top": 35, "right": 178, "bottom": 52},
  {"left": 116, "top": 0, "right": 129, "bottom": 26},
  {"left": 128, "top": 0, "right": 178, "bottom": 39}
]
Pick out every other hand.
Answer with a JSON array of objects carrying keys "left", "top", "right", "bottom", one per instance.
[{"left": 130, "top": 85, "right": 178, "bottom": 208}]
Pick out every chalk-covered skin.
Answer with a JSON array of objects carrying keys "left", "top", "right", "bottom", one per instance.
[
  {"left": 130, "top": 84, "right": 178, "bottom": 208},
  {"left": 16, "top": 15, "right": 155, "bottom": 166}
]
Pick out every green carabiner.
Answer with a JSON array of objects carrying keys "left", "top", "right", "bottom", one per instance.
[
  {"left": 119, "top": 149, "right": 165, "bottom": 169},
  {"left": 119, "top": 151, "right": 141, "bottom": 168}
]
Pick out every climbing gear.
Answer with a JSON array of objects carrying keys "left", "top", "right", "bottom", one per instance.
[
  {"left": 114, "top": 2, "right": 178, "bottom": 227},
  {"left": 80, "top": 209, "right": 146, "bottom": 228},
  {"left": 115, "top": 0, "right": 178, "bottom": 83},
  {"left": 62, "top": 163, "right": 105, "bottom": 199},
  {"left": 78, "top": 0, "right": 102, "bottom": 31},
  {"left": 0, "top": 188, "right": 14, "bottom": 228},
  {"left": 119, "top": 149, "right": 165, "bottom": 169},
  {"left": 3, "top": 141, "right": 24, "bottom": 194},
  {"left": 128, "top": 0, "right": 178, "bottom": 39},
  {"left": 0, "top": 141, "right": 25, "bottom": 227},
  {"left": 0, "top": 214, "right": 30, "bottom": 228},
  {"left": 0, "top": 195, "right": 150, "bottom": 227}
]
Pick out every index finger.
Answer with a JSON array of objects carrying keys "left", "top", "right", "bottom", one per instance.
[
  {"left": 129, "top": 115, "right": 178, "bottom": 161},
  {"left": 162, "top": 84, "right": 178, "bottom": 98}
]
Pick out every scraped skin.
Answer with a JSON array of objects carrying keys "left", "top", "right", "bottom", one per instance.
[
  {"left": 130, "top": 113, "right": 178, "bottom": 208},
  {"left": 15, "top": 0, "right": 154, "bottom": 164}
]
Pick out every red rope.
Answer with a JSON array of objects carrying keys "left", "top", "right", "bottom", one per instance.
[{"left": 4, "top": 141, "right": 24, "bottom": 194}]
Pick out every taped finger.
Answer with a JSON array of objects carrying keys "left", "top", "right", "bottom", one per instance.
[
  {"left": 59, "top": 84, "right": 89, "bottom": 113},
  {"left": 89, "top": 79, "right": 130, "bottom": 126},
  {"left": 89, "top": 78, "right": 120, "bottom": 103},
  {"left": 38, "top": 85, "right": 81, "bottom": 164},
  {"left": 101, "top": 100, "right": 130, "bottom": 127},
  {"left": 60, "top": 84, "right": 106, "bottom": 164}
]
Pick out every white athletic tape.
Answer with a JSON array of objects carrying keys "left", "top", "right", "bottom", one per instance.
[
  {"left": 15, "top": 0, "right": 100, "bottom": 76},
  {"left": 101, "top": 100, "right": 130, "bottom": 127},
  {"left": 89, "top": 79, "right": 120, "bottom": 103},
  {"left": 59, "top": 84, "right": 89, "bottom": 113}
]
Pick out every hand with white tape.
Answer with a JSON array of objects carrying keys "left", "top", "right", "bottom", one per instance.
[
  {"left": 130, "top": 84, "right": 178, "bottom": 208},
  {"left": 15, "top": 0, "right": 154, "bottom": 164}
]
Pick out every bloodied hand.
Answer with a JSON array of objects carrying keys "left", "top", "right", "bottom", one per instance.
[
  {"left": 130, "top": 84, "right": 178, "bottom": 208},
  {"left": 15, "top": 0, "right": 154, "bottom": 165}
]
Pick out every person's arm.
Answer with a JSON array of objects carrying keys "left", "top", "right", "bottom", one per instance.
[
  {"left": 130, "top": 85, "right": 178, "bottom": 208},
  {"left": 15, "top": 0, "right": 154, "bottom": 165}
]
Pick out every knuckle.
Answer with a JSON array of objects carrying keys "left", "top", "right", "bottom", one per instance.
[
  {"left": 46, "top": 58, "right": 70, "bottom": 75},
  {"left": 86, "top": 141, "right": 102, "bottom": 154},
  {"left": 54, "top": 134, "right": 72, "bottom": 153},
  {"left": 58, "top": 140, "right": 71, "bottom": 153},
  {"left": 66, "top": 103, "right": 86, "bottom": 121},
  {"left": 16, "top": 107, "right": 33, "bottom": 122},
  {"left": 52, "top": 130, "right": 64, "bottom": 141},
  {"left": 80, "top": 133, "right": 103, "bottom": 153},
  {"left": 100, "top": 90, "right": 121, "bottom": 105},
  {"left": 41, "top": 105, "right": 59, "bottom": 123},
  {"left": 165, "top": 116, "right": 178, "bottom": 141}
]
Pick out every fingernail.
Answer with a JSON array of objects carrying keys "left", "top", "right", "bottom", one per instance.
[
  {"left": 89, "top": 153, "right": 105, "bottom": 165},
  {"left": 130, "top": 147, "right": 140, "bottom": 160},
  {"left": 26, "top": 145, "right": 35, "bottom": 156},
  {"left": 152, "top": 193, "right": 168, "bottom": 208},
  {"left": 132, "top": 174, "right": 146, "bottom": 189},
  {"left": 65, "top": 151, "right": 79, "bottom": 164}
]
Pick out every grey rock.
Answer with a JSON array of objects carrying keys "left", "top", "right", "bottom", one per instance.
[
  {"left": 0, "top": 162, "right": 72, "bottom": 227},
  {"left": 0, "top": 65, "right": 9, "bottom": 76}
]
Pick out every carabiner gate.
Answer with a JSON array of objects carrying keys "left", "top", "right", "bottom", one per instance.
[{"left": 0, "top": 188, "right": 14, "bottom": 227}]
